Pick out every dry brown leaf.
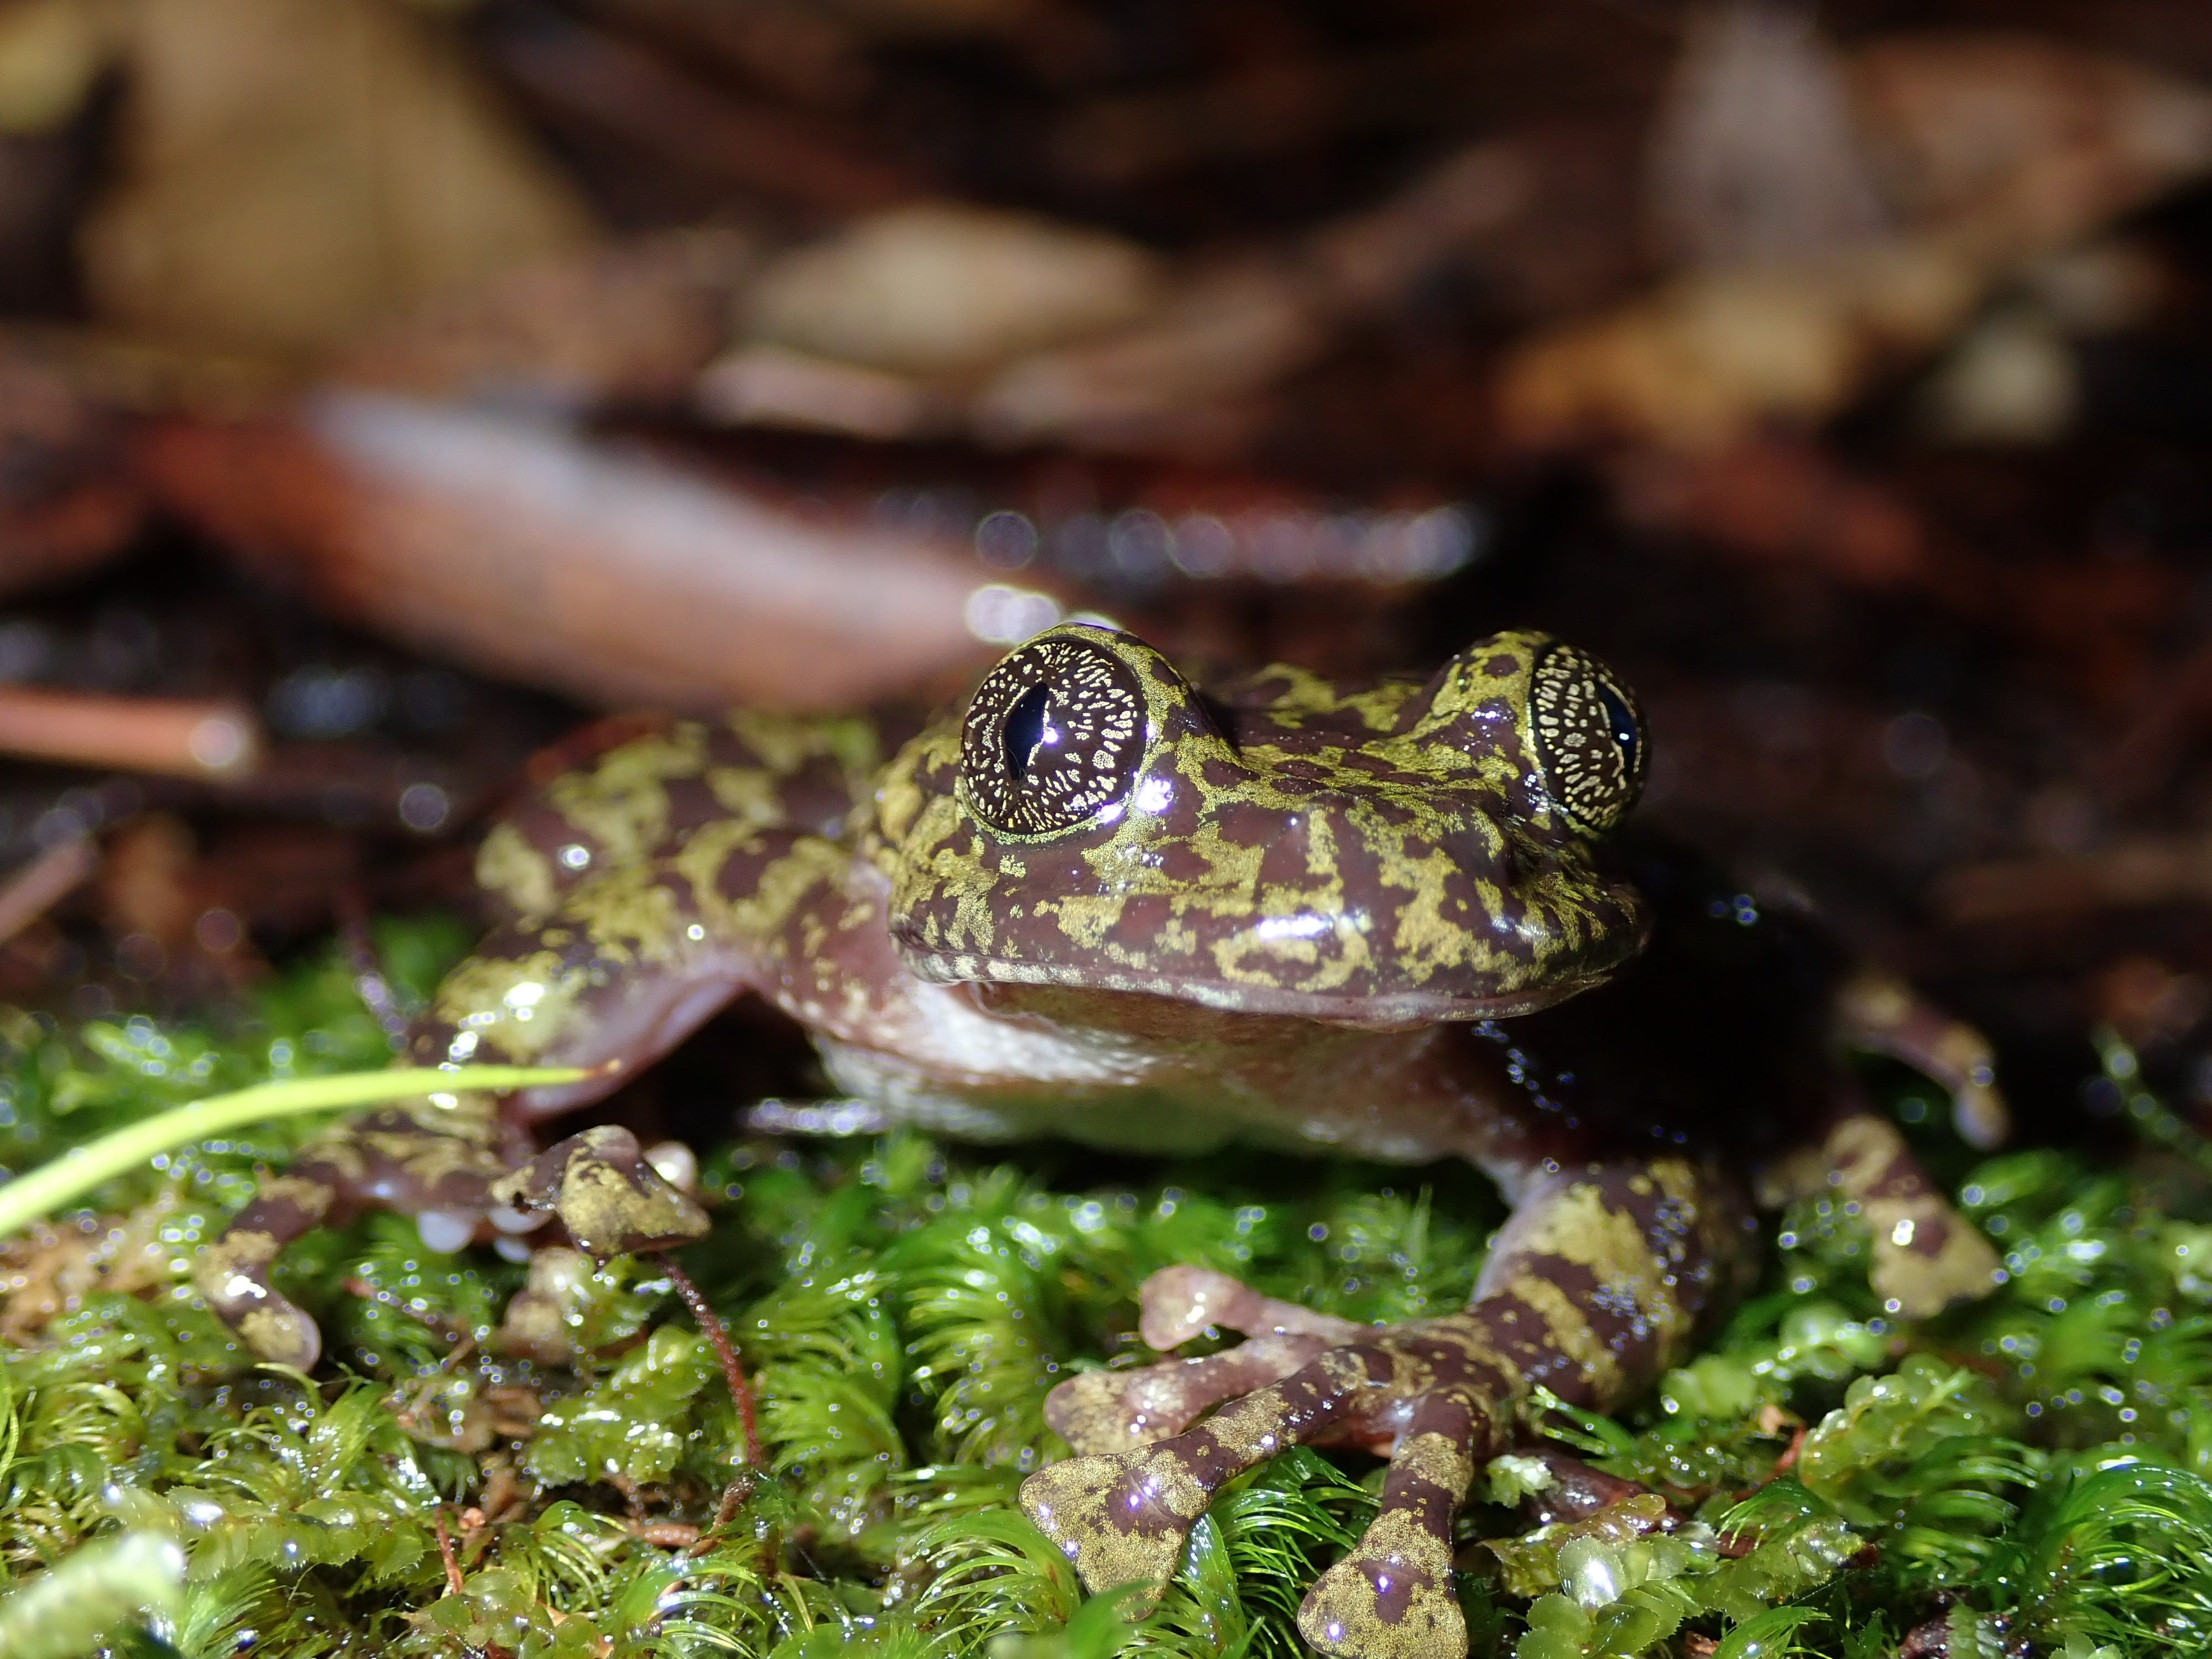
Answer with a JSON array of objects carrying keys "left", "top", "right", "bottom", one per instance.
[
  {"left": 138, "top": 393, "right": 1020, "bottom": 710},
  {"left": 0, "top": 0, "right": 111, "bottom": 134},
  {"left": 1934, "top": 837, "right": 2212, "bottom": 925},
  {"left": 81, "top": 0, "right": 596, "bottom": 358},
  {"left": 1496, "top": 238, "right": 1985, "bottom": 452},
  {"left": 333, "top": 226, "right": 759, "bottom": 407},
  {"left": 1854, "top": 32, "right": 2212, "bottom": 255},
  {"left": 703, "top": 137, "right": 1540, "bottom": 453},
  {"left": 1606, "top": 436, "right": 1928, "bottom": 589},
  {"left": 695, "top": 343, "right": 934, "bottom": 438},
  {"left": 1647, "top": 1, "right": 1888, "bottom": 269},
  {"left": 1497, "top": 32, "right": 2212, "bottom": 453},
  {"left": 0, "top": 1191, "right": 190, "bottom": 1342},
  {"left": 741, "top": 202, "right": 1165, "bottom": 377},
  {"left": 969, "top": 262, "right": 1318, "bottom": 454},
  {"left": 0, "top": 335, "right": 145, "bottom": 592}
]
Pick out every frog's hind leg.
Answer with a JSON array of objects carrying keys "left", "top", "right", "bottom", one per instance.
[
  {"left": 1046, "top": 1332, "right": 1343, "bottom": 1454},
  {"left": 1758, "top": 1109, "right": 2001, "bottom": 1318},
  {"left": 1833, "top": 967, "right": 2008, "bottom": 1149},
  {"left": 1020, "top": 1158, "right": 1747, "bottom": 1659}
]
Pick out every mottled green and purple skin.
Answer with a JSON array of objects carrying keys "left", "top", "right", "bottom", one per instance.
[{"left": 201, "top": 624, "right": 2005, "bottom": 1659}]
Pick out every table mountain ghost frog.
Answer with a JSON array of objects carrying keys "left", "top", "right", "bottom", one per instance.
[{"left": 201, "top": 623, "right": 2004, "bottom": 1659}]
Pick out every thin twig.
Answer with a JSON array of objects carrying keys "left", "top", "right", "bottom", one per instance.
[
  {"left": 702, "top": 1478, "right": 750, "bottom": 1548},
  {"left": 0, "top": 686, "right": 261, "bottom": 779},
  {"left": 0, "top": 837, "right": 97, "bottom": 945},
  {"left": 661, "top": 1256, "right": 771, "bottom": 1563}
]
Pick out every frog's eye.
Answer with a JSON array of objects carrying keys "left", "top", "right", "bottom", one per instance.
[
  {"left": 1529, "top": 643, "right": 1647, "bottom": 834},
  {"left": 960, "top": 633, "right": 1147, "bottom": 836}
]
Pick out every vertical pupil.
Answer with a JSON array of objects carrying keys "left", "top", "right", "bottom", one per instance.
[
  {"left": 1003, "top": 684, "right": 1055, "bottom": 780},
  {"left": 1598, "top": 683, "right": 1637, "bottom": 764}
]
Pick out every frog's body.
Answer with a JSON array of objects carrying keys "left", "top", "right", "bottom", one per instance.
[{"left": 201, "top": 625, "right": 2003, "bottom": 1659}]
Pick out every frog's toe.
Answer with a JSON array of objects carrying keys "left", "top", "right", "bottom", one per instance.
[
  {"left": 1018, "top": 1443, "right": 1209, "bottom": 1597},
  {"left": 197, "top": 1175, "right": 342, "bottom": 1368},
  {"left": 1871, "top": 1208, "right": 2003, "bottom": 1318},
  {"left": 1045, "top": 1332, "right": 1334, "bottom": 1453},
  {"left": 1136, "top": 1265, "right": 1365, "bottom": 1349},
  {"left": 199, "top": 1222, "right": 321, "bottom": 1366},
  {"left": 1297, "top": 1389, "right": 1480, "bottom": 1659},
  {"left": 487, "top": 1125, "right": 711, "bottom": 1260}
]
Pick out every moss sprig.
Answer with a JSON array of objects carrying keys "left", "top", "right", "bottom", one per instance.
[{"left": 9, "top": 964, "right": 2212, "bottom": 1653}]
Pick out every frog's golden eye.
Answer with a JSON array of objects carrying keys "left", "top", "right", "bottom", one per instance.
[
  {"left": 961, "top": 633, "right": 1147, "bottom": 836},
  {"left": 1529, "top": 643, "right": 1647, "bottom": 834}
]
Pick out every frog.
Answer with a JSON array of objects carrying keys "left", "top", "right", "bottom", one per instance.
[{"left": 197, "top": 622, "right": 2005, "bottom": 1659}]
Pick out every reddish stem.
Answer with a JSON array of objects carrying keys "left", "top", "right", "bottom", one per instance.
[
  {"left": 661, "top": 1257, "right": 764, "bottom": 1471},
  {"left": 435, "top": 1508, "right": 465, "bottom": 1597}
]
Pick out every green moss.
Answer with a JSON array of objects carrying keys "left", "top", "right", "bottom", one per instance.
[{"left": 6, "top": 955, "right": 2212, "bottom": 1655}]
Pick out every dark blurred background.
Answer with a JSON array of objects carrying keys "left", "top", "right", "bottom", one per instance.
[{"left": 0, "top": 0, "right": 2205, "bottom": 1145}]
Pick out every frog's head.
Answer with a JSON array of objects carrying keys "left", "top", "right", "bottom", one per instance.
[{"left": 879, "top": 623, "right": 1650, "bottom": 1026}]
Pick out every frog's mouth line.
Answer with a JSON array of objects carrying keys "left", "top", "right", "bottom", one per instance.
[{"left": 900, "top": 950, "right": 1617, "bottom": 1029}]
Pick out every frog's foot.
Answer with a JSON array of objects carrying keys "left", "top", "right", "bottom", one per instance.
[
  {"left": 200, "top": 1098, "right": 521, "bottom": 1367},
  {"left": 1029, "top": 1375, "right": 1488, "bottom": 1659},
  {"left": 1298, "top": 1387, "right": 1480, "bottom": 1659},
  {"left": 488, "top": 1125, "right": 711, "bottom": 1260},
  {"left": 1834, "top": 968, "right": 2009, "bottom": 1149},
  {"left": 1045, "top": 1268, "right": 1369, "bottom": 1454},
  {"left": 1022, "top": 1322, "right": 1510, "bottom": 1610},
  {"left": 1024, "top": 1155, "right": 1747, "bottom": 1659},
  {"left": 1024, "top": 1338, "right": 1439, "bottom": 1601},
  {"left": 1514, "top": 1446, "right": 1671, "bottom": 1527},
  {"left": 1759, "top": 1110, "right": 2002, "bottom": 1317}
]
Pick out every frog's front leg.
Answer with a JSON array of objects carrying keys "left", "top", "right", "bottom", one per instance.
[
  {"left": 207, "top": 826, "right": 834, "bottom": 1363},
  {"left": 407, "top": 830, "right": 823, "bottom": 1119},
  {"left": 197, "top": 1095, "right": 528, "bottom": 1369},
  {"left": 1020, "top": 1158, "right": 1747, "bottom": 1659},
  {"left": 199, "top": 1104, "right": 711, "bottom": 1368}
]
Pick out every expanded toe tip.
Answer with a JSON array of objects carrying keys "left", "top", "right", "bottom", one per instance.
[
  {"left": 1019, "top": 1452, "right": 1194, "bottom": 1595},
  {"left": 1296, "top": 1553, "right": 1465, "bottom": 1659},
  {"left": 234, "top": 1301, "right": 323, "bottom": 1371}
]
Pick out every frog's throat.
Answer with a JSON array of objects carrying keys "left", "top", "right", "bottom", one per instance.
[{"left": 898, "top": 950, "right": 1620, "bottom": 1026}]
